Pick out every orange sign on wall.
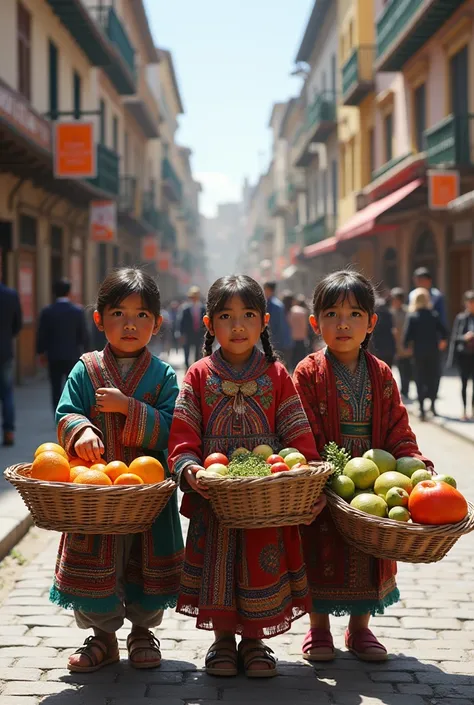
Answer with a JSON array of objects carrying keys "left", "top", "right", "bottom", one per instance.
[
  {"left": 428, "top": 170, "right": 460, "bottom": 210},
  {"left": 90, "top": 201, "right": 117, "bottom": 242},
  {"left": 157, "top": 252, "right": 171, "bottom": 272},
  {"left": 54, "top": 121, "right": 96, "bottom": 179},
  {"left": 142, "top": 235, "right": 158, "bottom": 262}
]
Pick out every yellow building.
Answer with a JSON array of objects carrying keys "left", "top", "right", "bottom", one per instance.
[{"left": 0, "top": 0, "right": 196, "bottom": 379}]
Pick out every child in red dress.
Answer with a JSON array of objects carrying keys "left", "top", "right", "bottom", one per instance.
[
  {"left": 168, "top": 275, "right": 326, "bottom": 677},
  {"left": 293, "top": 271, "right": 432, "bottom": 663}
]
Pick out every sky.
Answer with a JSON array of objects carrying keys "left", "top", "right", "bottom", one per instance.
[{"left": 144, "top": 0, "right": 314, "bottom": 218}]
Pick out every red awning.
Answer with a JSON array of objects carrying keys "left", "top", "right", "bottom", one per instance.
[
  {"left": 336, "top": 178, "right": 423, "bottom": 241},
  {"left": 304, "top": 236, "right": 337, "bottom": 259}
]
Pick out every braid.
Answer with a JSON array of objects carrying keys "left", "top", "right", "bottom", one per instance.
[
  {"left": 260, "top": 328, "right": 278, "bottom": 363},
  {"left": 203, "top": 329, "right": 215, "bottom": 357},
  {"left": 361, "top": 331, "right": 372, "bottom": 350}
]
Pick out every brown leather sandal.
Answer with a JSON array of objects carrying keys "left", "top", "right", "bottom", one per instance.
[
  {"left": 238, "top": 639, "right": 277, "bottom": 678},
  {"left": 67, "top": 635, "right": 120, "bottom": 673},
  {"left": 205, "top": 636, "right": 238, "bottom": 677},
  {"left": 126, "top": 630, "right": 162, "bottom": 669}
]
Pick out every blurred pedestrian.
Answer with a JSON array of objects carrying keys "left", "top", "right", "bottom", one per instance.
[
  {"left": 449, "top": 290, "right": 474, "bottom": 420},
  {"left": 404, "top": 287, "right": 448, "bottom": 421},
  {"left": 37, "top": 278, "right": 89, "bottom": 413},
  {"left": 390, "top": 287, "right": 412, "bottom": 401},
  {"left": 369, "top": 297, "right": 396, "bottom": 368},
  {"left": 0, "top": 279, "right": 22, "bottom": 446},
  {"left": 409, "top": 267, "right": 447, "bottom": 328},
  {"left": 263, "top": 281, "right": 292, "bottom": 366},
  {"left": 168, "top": 300, "right": 180, "bottom": 354},
  {"left": 177, "top": 286, "right": 206, "bottom": 369},
  {"left": 288, "top": 294, "right": 310, "bottom": 370}
]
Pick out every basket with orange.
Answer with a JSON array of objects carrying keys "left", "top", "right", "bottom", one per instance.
[{"left": 4, "top": 443, "right": 176, "bottom": 534}]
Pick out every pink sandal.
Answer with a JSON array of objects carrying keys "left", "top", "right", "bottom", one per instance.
[
  {"left": 345, "top": 628, "right": 388, "bottom": 662},
  {"left": 302, "top": 628, "right": 336, "bottom": 662}
]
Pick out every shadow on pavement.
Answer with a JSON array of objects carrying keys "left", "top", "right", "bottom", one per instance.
[{"left": 38, "top": 655, "right": 474, "bottom": 704}]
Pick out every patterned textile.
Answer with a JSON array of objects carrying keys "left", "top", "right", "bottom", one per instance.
[
  {"left": 294, "top": 349, "right": 433, "bottom": 616},
  {"left": 50, "top": 344, "right": 184, "bottom": 614},
  {"left": 168, "top": 347, "right": 320, "bottom": 638}
]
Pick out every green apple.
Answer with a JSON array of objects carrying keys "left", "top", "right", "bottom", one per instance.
[
  {"left": 411, "top": 469, "right": 432, "bottom": 487},
  {"left": 252, "top": 445, "right": 274, "bottom": 460},
  {"left": 396, "top": 457, "right": 426, "bottom": 478},
  {"left": 385, "top": 487, "right": 409, "bottom": 509},
  {"left": 363, "top": 449, "right": 396, "bottom": 474},
  {"left": 389, "top": 507, "right": 411, "bottom": 522},
  {"left": 434, "top": 474, "right": 457, "bottom": 489},
  {"left": 231, "top": 447, "right": 250, "bottom": 459},
  {"left": 284, "top": 452, "right": 307, "bottom": 468},
  {"left": 332, "top": 475, "right": 355, "bottom": 501},
  {"left": 279, "top": 447, "right": 299, "bottom": 459},
  {"left": 205, "top": 463, "right": 229, "bottom": 476}
]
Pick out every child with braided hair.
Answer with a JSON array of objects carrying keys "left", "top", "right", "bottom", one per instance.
[{"left": 168, "top": 274, "right": 325, "bottom": 678}]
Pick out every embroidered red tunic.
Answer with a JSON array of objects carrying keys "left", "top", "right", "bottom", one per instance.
[
  {"left": 168, "top": 348, "right": 320, "bottom": 638},
  {"left": 294, "top": 349, "right": 433, "bottom": 616}
]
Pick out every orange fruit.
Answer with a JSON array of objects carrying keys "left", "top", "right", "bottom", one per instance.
[
  {"left": 69, "top": 466, "right": 90, "bottom": 482},
  {"left": 73, "top": 470, "right": 112, "bottom": 485},
  {"left": 69, "top": 457, "right": 91, "bottom": 469},
  {"left": 128, "top": 456, "right": 165, "bottom": 484},
  {"left": 104, "top": 461, "right": 129, "bottom": 483},
  {"left": 35, "top": 443, "right": 68, "bottom": 460},
  {"left": 90, "top": 463, "right": 107, "bottom": 472},
  {"left": 114, "top": 473, "right": 144, "bottom": 485},
  {"left": 31, "top": 451, "right": 70, "bottom": 482}
]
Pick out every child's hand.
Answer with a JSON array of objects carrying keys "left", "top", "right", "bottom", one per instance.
[
  {"left": 74, "top": 428, "right": 104, "bottom": 463},
  {"left": 301, "top": 494, "right": 327, "bottom": 525},
  {"left": 95, "top": 387, "right": 129, "bottom": 415},
  {"left": 182, "top": 465, "right": 210, "bottom": 499}
]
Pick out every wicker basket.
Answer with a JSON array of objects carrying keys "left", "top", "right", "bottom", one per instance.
[
  {"left": 325, "top": 488, "right": 474, "bottom": 563},
  {"left": 4, "top": 463, "right": 176, "bottom": 535},
  {"left": 200, "top": 461, "right": 333, "bottom": 529}
]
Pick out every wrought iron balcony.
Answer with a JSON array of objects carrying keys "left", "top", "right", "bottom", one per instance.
[
  {"left": 425, "top": 115, "right": 474, "bottom": 167},
  {"left": 342, "top": 46, "right": 375, "bottom": 106},
  {"left": 302, "top": 214, "right": 336, "bottom": 247},
  {"left": 161, "top": 158, "right": 182, "bottom": 203},
  {"left": 372, "top": 153, "right": 412, "bottom": 181},
  {"left": 88, "top": 144, "right": 120, "bottom": 196},
  {"left": 376, "top": 0, "right": 465, "bottom": 72},
  {"left": 293, "top": 92, "right": 337, "bottom": 168},
  {"left": 88, "top": 5, "right": 136, "bottom": 94}
]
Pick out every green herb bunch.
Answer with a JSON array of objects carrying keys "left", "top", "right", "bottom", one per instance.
[
  {"left": 227, "top": 453, "right": 271, "bottom": 478},
  {"left": 323, "top": 442, "right": 351, "bottom": 485}
]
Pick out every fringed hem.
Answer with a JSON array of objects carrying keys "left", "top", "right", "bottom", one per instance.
[
  {"left": 311, "top": 587, "right": 400, "bottom": 617},
  {"left": 125, "top": 588, "right": 178, "bottom": 612},
  {"left": 176, "top": 602, "right": 309, "bottom": 639},
  {"left": 49, "top": 585, "right": 121, "bottom": 614}
]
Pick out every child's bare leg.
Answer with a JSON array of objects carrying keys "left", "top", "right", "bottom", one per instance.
[
  {"left": 68, "top": 628, "right": 118, "bottom": 669},
  {"left": 346, "top": 613, "right": 387, "bottom": 661},
  {"left": 302, "top": 612, "right": 335, "bottom": 661}
]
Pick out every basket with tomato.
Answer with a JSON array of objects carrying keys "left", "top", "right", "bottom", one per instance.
[
  {"left": 195, "top": 446, "right": 333, "bottom": 529},
  {"left": 323, "top": 443, "right": 474, "bottom": 563}
]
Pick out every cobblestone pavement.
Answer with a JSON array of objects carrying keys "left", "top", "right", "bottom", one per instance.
[{"left": 0, "top": 363, "right": 474, "bottom": 704}]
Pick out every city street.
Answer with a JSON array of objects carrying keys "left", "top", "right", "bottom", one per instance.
[{"left": 0, "top": 364, "right": 473, "bottom": 704}]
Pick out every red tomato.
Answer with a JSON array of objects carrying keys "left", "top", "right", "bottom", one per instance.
[
  {"left": 270, "top": 462, "right": 290, "bottom": 474},
  {"left": 204, "top": 453, "right": 229, "bottom": 469},
  {"left": 267, "top": 455, "right": 285, "bottom": 465},
  {"left": 408, "top": 480, "right": 468, "bottom": 525}
]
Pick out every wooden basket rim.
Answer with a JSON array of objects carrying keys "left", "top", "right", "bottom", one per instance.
[
  {"left": 200, "top": 460, "right": 333, "bottom": 488},
  {"left": 326, "top": 487, "right": 474, "bottom": 536},
  {"left": 4, "top": 463, "right": 175, "bottom": 494}
]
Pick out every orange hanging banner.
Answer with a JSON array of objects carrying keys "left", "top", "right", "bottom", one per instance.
[
  {"left": 90, "top": 201, "right": 117, "bottom": 242},
  {"left": 428, "top": 170, "right": 459, "bottom": 210},
  {"left": 54, "top": 121, "right": 96, "bottom": 179},
  {"left": 142, "top": 234, "right": 158, "bottom": 262}
]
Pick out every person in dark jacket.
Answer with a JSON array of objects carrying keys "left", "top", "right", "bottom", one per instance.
[
  {"left": 37, "top": 278, "right": 89, "bottom": 412},
  {"left": 263, "top": 281, "right": 292, "bottom": 365},
  {"left": 404, "top": 287, "right": 448, "bottom": 421},
  {"left": 449, "top": 290, "right": 474, "bottom": 420},
  {"left": 177, "top": 286, "right": 206, "bottom": 369},
  {"left": 0, "top": 281, "right": 22, "bottom": 446},
  {"left": 369, "top": 297, "right": 396, "bottom": 368}
]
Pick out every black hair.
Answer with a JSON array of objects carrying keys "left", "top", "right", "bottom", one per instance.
[
  {"left": 96, "top": 268, "right": 161, "bottom": 318},
  {"left": 414, "top": 266, "right": 432, "bottom": 280},
  {"left": 263, "top": 281, "right": 276, "bottom": 293},
  {"left": 54, "top": 278, "right": 71, "bottom": 298},
  {"left": 312, "top": 270, "right": 376, "bottom": 350},
  {"left": 203, "top": 274, "right": 277, "bottom": 363},
  {"left": 282, "top": 290, "right": 294, "bottom": 314}
]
